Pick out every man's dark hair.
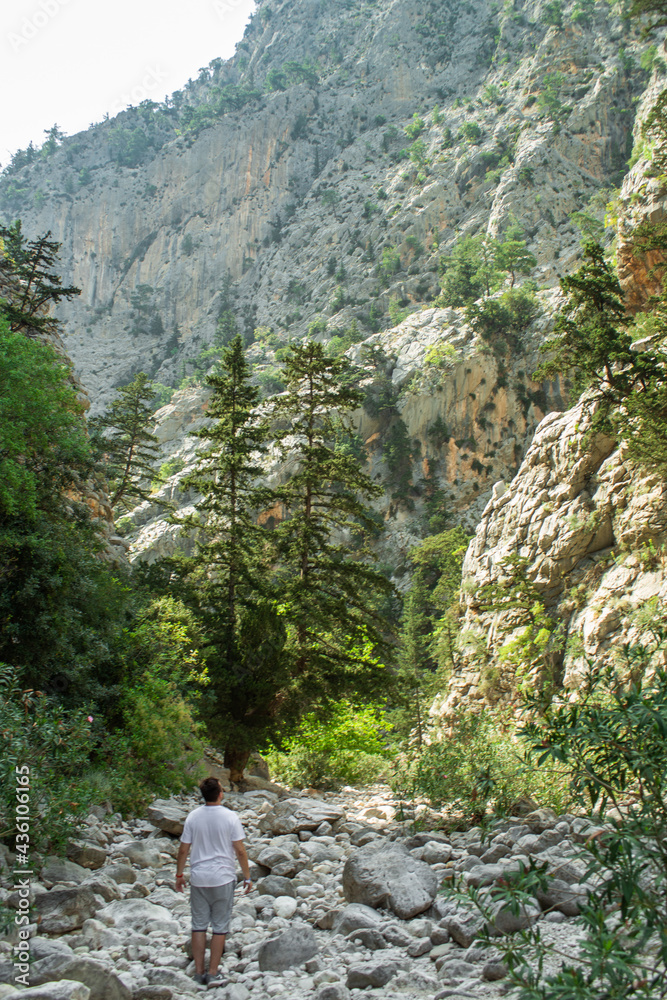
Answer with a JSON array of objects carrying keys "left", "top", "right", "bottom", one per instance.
[{"left": 200, "top": 777, "right": 223, "bottom": 802}]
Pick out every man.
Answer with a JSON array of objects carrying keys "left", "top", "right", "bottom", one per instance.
[{"left": 175, "top": 776, "right": 252, "bottom": 986}]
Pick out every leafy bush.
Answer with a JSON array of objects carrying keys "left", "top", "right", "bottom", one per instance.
[
  {"left": 265, "top": 701, "right": 391, "bottom": 789},
  {"left": 452, "top": 626, "right": 667, "bottom": 999},
  {"left": 458, "top": 122, "right": 483, "bottom": 144},
  {"left": 378, "top": 246, "right": 402, "bottom": 285},
  {"left": 405, "top": 114, "right": 426, "bottom": 139},
  {"left": 466, "top": 287, "right": 540, "bottom": 355},
  {"left": 0, "top": 666, "right": 95, "bottom": 855},
  {"left": 95, "top": 597, "right": 207, "bottom": 813},
  {"left": 392, "top": 710, "right": 571, "bottom": 825}
]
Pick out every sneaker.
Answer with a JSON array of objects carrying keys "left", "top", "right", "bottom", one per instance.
[
  {"left": 193, "top": 972, "right": 207, "bottom": 985},
  {"left": 206, "top": 973, "right": 228, "bottom": 989}
]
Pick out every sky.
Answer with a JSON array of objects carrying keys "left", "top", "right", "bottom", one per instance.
[{"left": 0, "top": 0, "right": 257, "bottom": 168}]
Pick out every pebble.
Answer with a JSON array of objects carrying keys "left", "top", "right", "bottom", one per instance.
[{"left": 0, "top": 784, "right": 598, "bottom": 1000}]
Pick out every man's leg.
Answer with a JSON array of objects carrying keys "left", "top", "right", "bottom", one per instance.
[
  {"left": 191, "top": 931, "right": 207, "bottom": 975},
  {"left": 208, "top": 933, "right": 226, "bottom": 975},
  {"left": 190, "top": 888, "right": 212, "bottom": 979}
]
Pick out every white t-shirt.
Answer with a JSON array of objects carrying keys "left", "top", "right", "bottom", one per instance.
[{"left": 180, "top": 804, "right": 245, "bottom": 887}]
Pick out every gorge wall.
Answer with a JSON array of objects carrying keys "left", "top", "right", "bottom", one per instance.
[{"left": 2, "top": 0, "right": 666, "bottom": 708}]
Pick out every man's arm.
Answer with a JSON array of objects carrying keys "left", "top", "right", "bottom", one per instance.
[
  {"left": 175, "top": 841, "right": 191, "bottom": 893},
  {"left": 232, "top": 839, "right": 252, "bottom": 893}
]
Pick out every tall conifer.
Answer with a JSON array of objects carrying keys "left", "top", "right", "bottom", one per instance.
[
  {"left": 271, "top": 341, "right": 392, "bottom": 698},
  {"left": 175, "top": 335, "right": 282, "bottom": 781}
]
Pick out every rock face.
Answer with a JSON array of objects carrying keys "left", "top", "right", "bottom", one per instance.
[
  {"left": 436, "top": 398, "right": 667, "bottom": 712},
  {"left": 0, "top": 0, "right": 645, "bottom": 414},
  {"left": 0, "top": 0, "right": 653, "bottom": 583},
  {"left": 342, "top": 842, "right": 438, "bottom": 919}
]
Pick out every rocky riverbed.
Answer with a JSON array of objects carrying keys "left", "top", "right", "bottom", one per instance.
[{"left": 0, "top": 784, "right": 598, "bottom": 1000}]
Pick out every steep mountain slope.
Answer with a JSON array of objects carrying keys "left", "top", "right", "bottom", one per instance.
[
  {"left": 0, "top": 0, "right": 649, "bottom": 413},
  {"left": 2, "top": 0, "right": 665, "bottom": 653},
  {"left": 434, "top": 81, "right": 667, "bottom": 713}
]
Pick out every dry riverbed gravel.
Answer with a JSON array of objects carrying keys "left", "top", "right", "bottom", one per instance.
[{"left": 0, "top": 784, "right": 597, "bottom": 1000}]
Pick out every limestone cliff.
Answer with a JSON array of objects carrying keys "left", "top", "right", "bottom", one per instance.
[
  {"left": 0, "top": 0, "right": 650, "bottom": 415},
  {"left": 435, "top": 73, "right": 667, "bottom": 714},
  {"left": 433, "top": 400, "right": 667, "bottom": 715},
  {"left": 2, "top": 0, "right": 665, "bottom": 645}
]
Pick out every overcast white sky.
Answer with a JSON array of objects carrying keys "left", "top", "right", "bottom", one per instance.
[{"left": 0, "top": 0, "right": 257, "bottom": 168}]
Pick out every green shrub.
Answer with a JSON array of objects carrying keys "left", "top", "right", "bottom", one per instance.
[
  {"left": 378, "top": 246, "right": 402, "bottom": 285},
  {"left": 392, "top": 710, "right": 571, "bottom": 825},
  {"left": 265, "top": 700, "right": 392, "bottom": 789},
  {"left": 452, "top": 625, "right": 667, "bottom": 999},
  {"left": 458, "top": 122, "right": 483, "bottom": 144},
  {"left": 0, "top": 666, "right": 95, "bottom": 855},
  {"left": 405, "top": 114, "right": 426, "bottom": 139},
  {"left": 466, "top": 287, "right": 540, "bottom": 355}
]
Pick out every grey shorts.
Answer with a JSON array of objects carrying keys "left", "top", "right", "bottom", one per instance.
[{"left": 190, "top": 882, "right": 235, "bottom": 934}]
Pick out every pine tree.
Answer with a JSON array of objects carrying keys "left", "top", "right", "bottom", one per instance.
[
  {"left": 174, "top": 335, "right": 283, "bottom": 782},
  {"left": 0, "top": 221, "right": 80, "bottom": 335},
  {"left": 271, "top": 341, "right": 392, "bottom": 700},
  {"left": 92, "top": 372, "right": 162, "bottom": 512},
  {"left": 533, "top": 243, "right": 663, "bottom": 405},
  {"left": 393, "top": 576, "right": 432, "bottom": 748}
]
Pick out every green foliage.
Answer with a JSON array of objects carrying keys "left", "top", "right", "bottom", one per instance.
[
  {"left": 466, "top": 287, "right": 540, "bottom": 356},
  {"left": 0, "top": 221, "right": 80, "bottom": 334},
  {"left": 467, "top": 624, "right": 667, "bottom": 998},
  {"left": 392, "top": 710, "right": 571, "bottom": 825},
  {"left": 458, "top": 121, "right": 483, "bottom": 144},
  {"left": 409, "top": 138, "right": 429, "bottom": 168},
  {"left": 571, "top": 0, "right": 595, "bottom": 26},
  {"left": 570, "top": 210, "right": 606, "bottom": 243},
  {"left": 266, "top": 60, "right": 319, "bottom": 91},
  {"left": 256, "top": 366, "right": 286, "bottom": 397},
  {"left": 405, "top": 114, "right": 426, "bottom": 139},
  {"left": 272, "top": 342, "right": 392, "bottom": 700},
  {"left": 0, "top": 318, "right": 90, "bottom": 522},
  {"left": 383, "top": 418, "right": 414, "bottom": 505},
  {"left": 325, "top": 320, "right": 363, "bottom": 358},
  {"left": 438, "top": 234, "right": 502, "bottom": 307},
  {"left": 265, "top": 700, "right": 391, "bottom": 789},
  {"left": 537, "top": 72, "right": 570, "bottom": 122},
  {"left": 474, "top": 553, "right": 562, "bottom": 704},
  {"left": 496, "top": 226, "right": 537, "bottom": 286},
  {"left": 178, "top": 85, "right": 263, "bottom": 135},
  {"left": 0, "top": 314, "right": 130, "bottom": 702},
  {"left": 91, "top": 372, "right": 164, "bottom": 512},
  {"left": 629, "top": 0, "right": 667, "bottom": 35},
  {"left": 392, "top": 526, "right": 469, "bottom": 745},
  {"left": 378, "top": 245, "right": 403, "bottom": 286},
  {"left": 0, "top": 666, "right": 95, "bottom": 854},
  {"left": 172, "top": 335, "right": 280, "bottom": 776},
  {"left": 541, "top": 0, "right": 563, "bottom": 29},
  {"left": 321, "top": 188, "right": 340, "bottom": 208},
  {"left": 533, "top": 243, "right": 662, "bottom": 407}
]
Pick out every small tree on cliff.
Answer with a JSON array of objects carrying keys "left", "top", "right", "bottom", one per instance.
[
  {"left": 0, "top": 221, "right": 80, "bottom": 334},
  {"left": 91, "top": 372, "right": 164, "bottom": 512}
]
